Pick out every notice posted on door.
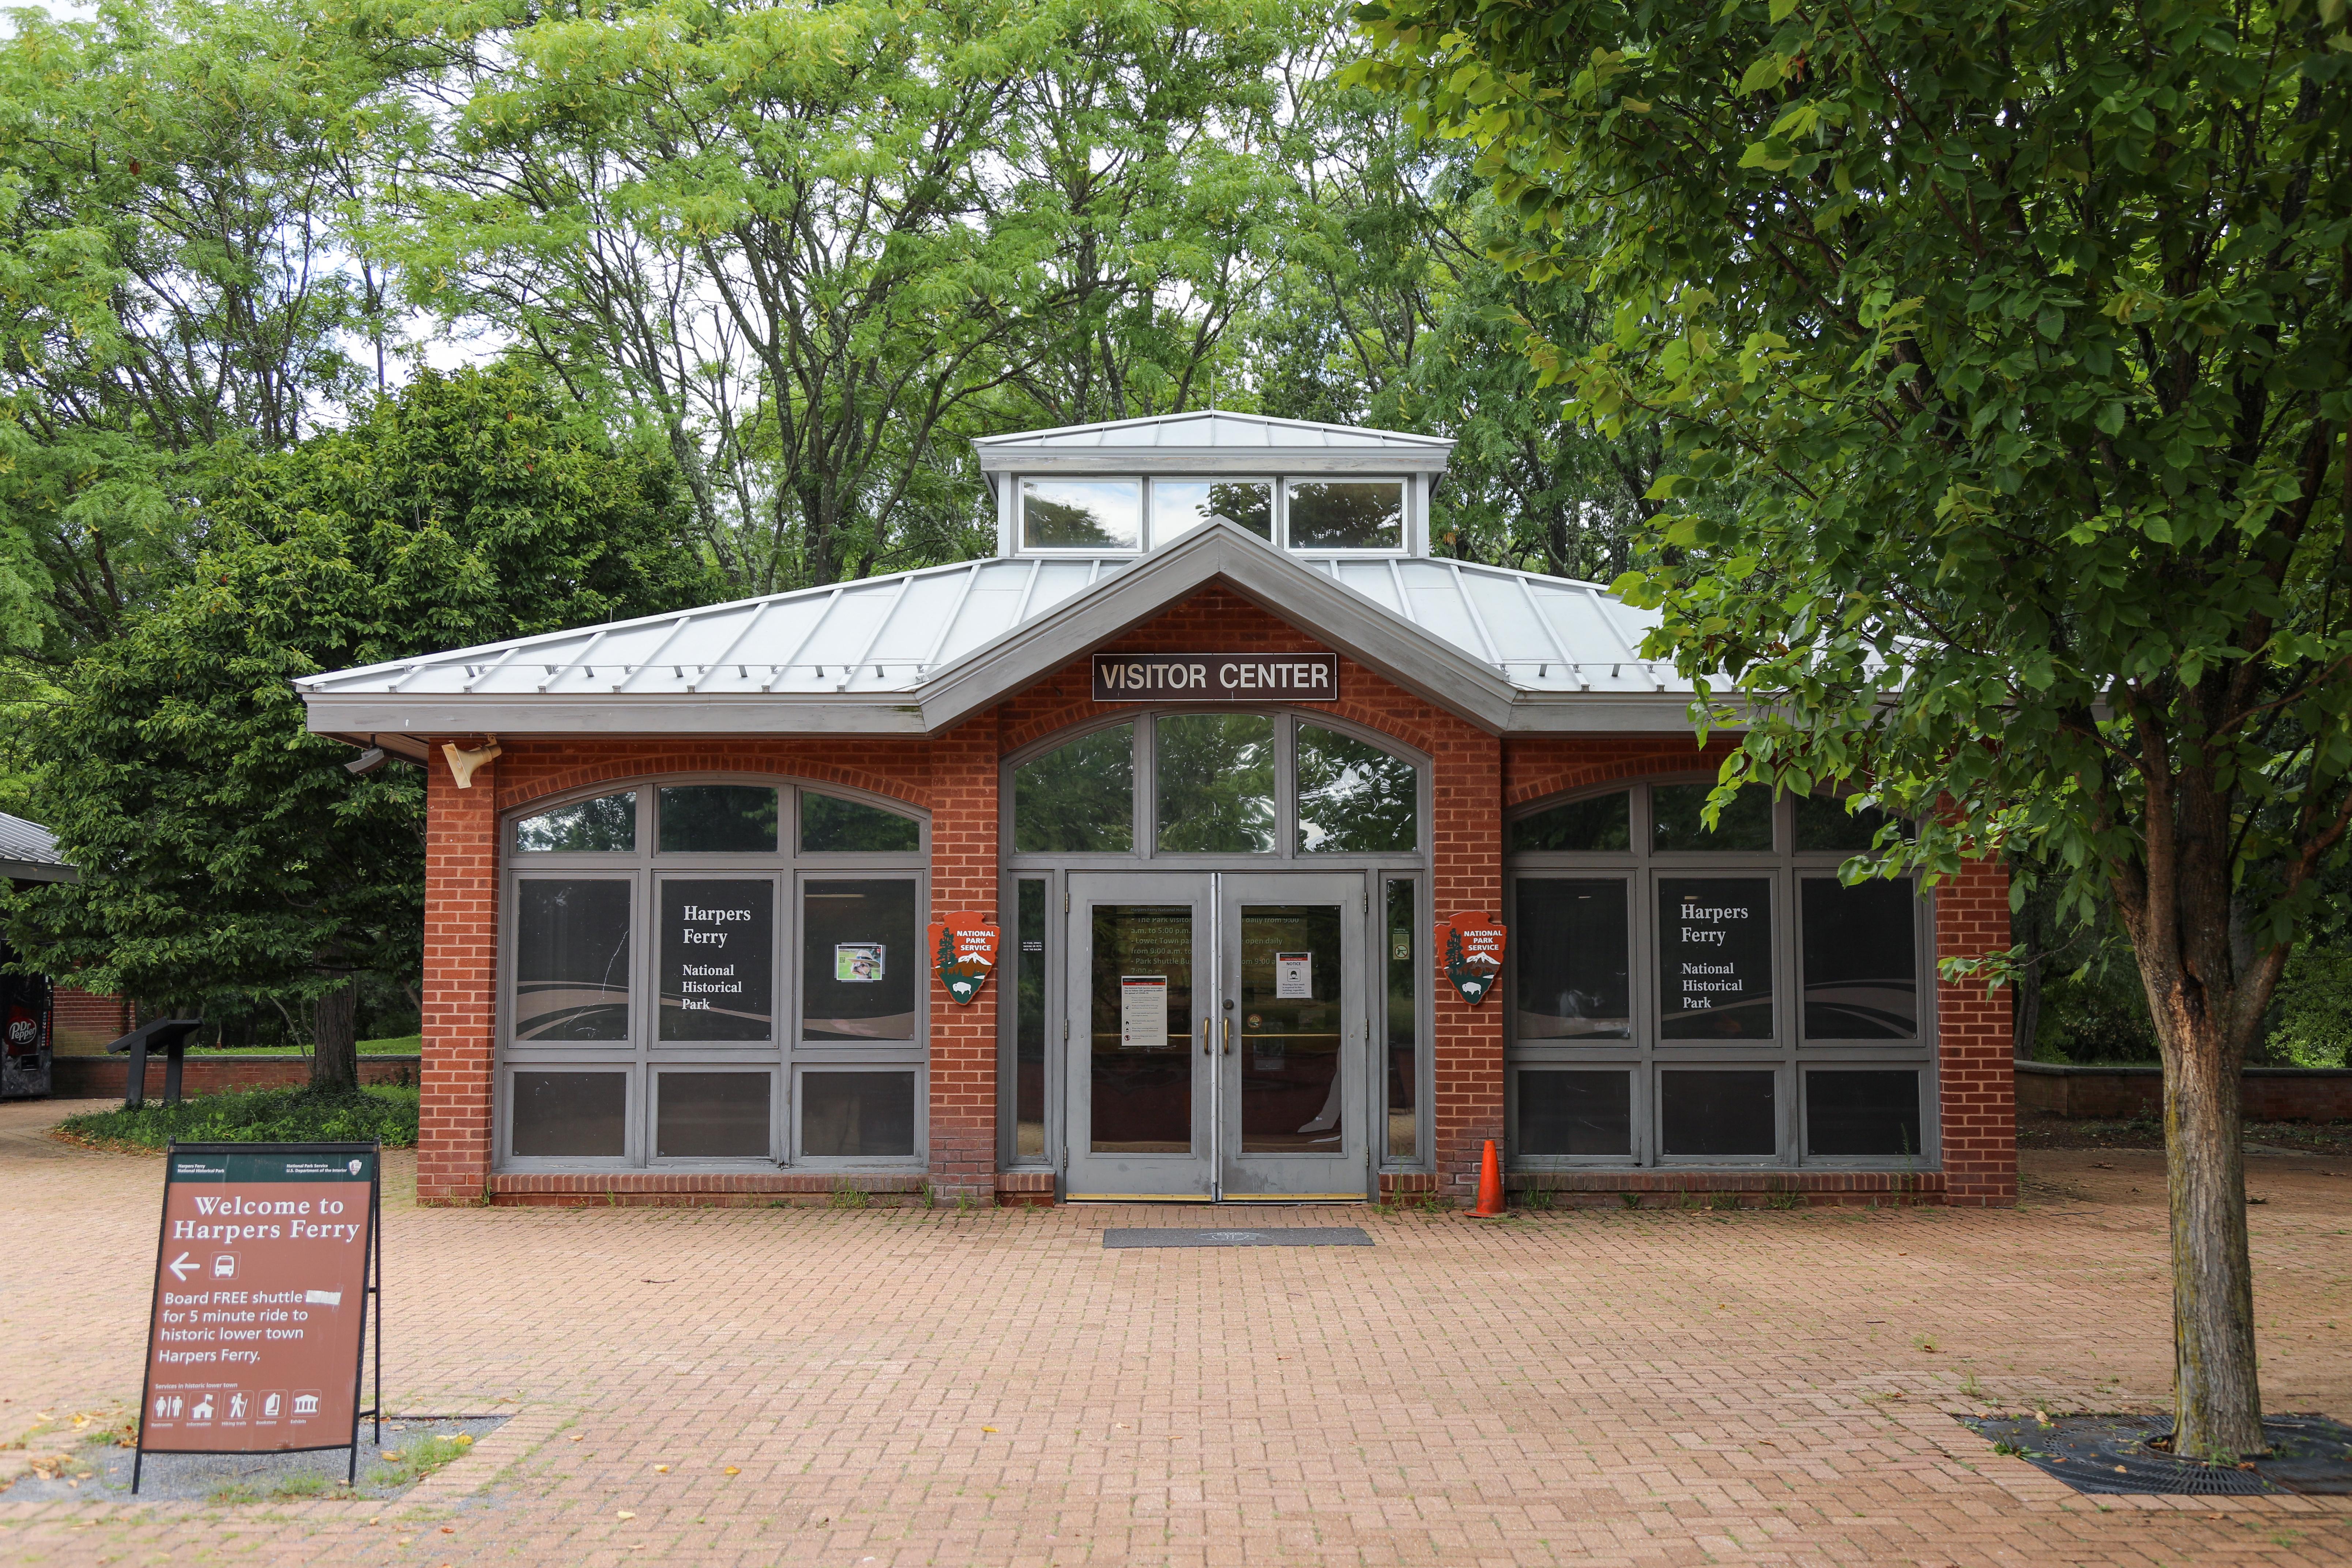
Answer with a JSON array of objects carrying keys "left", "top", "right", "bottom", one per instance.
[{"left": 141, "top": 1147, "right": 377, "bottom": 1454}]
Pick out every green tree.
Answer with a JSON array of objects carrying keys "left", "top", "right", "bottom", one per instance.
[
  {"left": 367, "top": 0, "right": 1303, "bottom": 591},
  {"left": 1355, "top": 0, "right": 2352, "bottom": 1456},
  {"left": 3, "top": 366, "right": 717, "bottom": 1089},
  {"left": 0, "top": 0, "right": 415, "bottom": 660}
]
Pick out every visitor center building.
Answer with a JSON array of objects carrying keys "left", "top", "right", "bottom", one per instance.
[{"left": 298, "top": 413, "right": 2017, "bottom": 1208}]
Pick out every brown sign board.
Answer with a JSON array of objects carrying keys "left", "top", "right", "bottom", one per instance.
[
  {"left": 136, "top": 1143, "right": 380, "bottom": 1484},
  {"left": 1092, "top": 653, "right": 1339, "bottom": 702}
]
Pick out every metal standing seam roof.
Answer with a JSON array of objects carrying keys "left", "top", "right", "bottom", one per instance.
[
  {"left": 969, "top": 409, "right": 1456, "bottom": 460},
  {"left": 0, "top": 810, "right": 70, "bottom": 882},
  {"left": 293, "top": 552, "right": 1691, "bottom": 707}
]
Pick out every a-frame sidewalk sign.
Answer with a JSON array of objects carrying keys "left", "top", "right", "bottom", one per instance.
[{"left": 132, "top": 1142, "right": 383, "bottom": 1492}]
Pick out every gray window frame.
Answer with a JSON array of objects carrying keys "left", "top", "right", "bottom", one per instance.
[
  {"left": 1505, "top": 776, "right": 1939, "bottom": 1172},
  {"left": 496, "top": 774, "right": 928, "bottom": 1175},
  {"left": 997, "top": 710, "right": 1433, "bottom": 1174}
]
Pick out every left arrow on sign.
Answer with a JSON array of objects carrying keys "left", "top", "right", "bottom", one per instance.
[{"left": 168, "top": 1252, "right": 197, "bottom": 1282}]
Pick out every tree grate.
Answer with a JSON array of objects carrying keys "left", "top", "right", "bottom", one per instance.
[{"left": 1959, "top": 1413, "right": 2352, "bottom": 1496}]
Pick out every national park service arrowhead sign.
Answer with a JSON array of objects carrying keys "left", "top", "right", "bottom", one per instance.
[
  {"left": 1437, "top": 911, "right": 1508, "bottom": 1005},
  {"left": 929, "top": 914, "right": 1001, "bottom": 1004}
]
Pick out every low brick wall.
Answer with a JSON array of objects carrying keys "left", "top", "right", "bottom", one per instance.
[
  {"left": 2017, "top": 1062, "right": 2352, "bottom": 1121},
  {"left": 50, "top": 1054, "right": 421, "bottom": 1099}
]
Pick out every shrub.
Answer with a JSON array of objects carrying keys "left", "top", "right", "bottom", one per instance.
[
  {"left": 2269, "top": 945, "right": 2352, "bottom": 1069},
  {"left": 56, "top": 1085, "right": 418, "bottom": 1151}
]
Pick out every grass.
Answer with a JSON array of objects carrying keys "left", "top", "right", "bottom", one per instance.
[
  {"left": 172, "top": 1034, "right": 423, "bottom": 1059},
  {"left": 367, "top": 1433, "right": 474, "bottom": 1489},
  {"left": 55, "top": 1084, "right": 419, "bottom": 1151}
]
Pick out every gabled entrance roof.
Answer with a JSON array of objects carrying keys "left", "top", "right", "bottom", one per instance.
[{"left": 297, "top": 523, "right": 1700, "bottom": 752}]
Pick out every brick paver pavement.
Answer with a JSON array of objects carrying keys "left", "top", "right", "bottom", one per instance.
[{"left": 1, "top": 1099, "right": 2347, "bottom": 1567}]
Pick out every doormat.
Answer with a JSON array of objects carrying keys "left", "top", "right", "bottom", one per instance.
[
  {"left": 1957, "top": 1413, "right": 2352, "bottom": 1496},
  {"left": 1102, "top": 1227, "right": 1373, "bottom": 1248}
]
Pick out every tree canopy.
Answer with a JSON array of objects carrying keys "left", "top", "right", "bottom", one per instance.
[
  {"left": 2, "top": 366, "right": 715, "bottom": 1084},
  {"left": 1353, "top": 0, "right": 2352, "bottom": 1457}
]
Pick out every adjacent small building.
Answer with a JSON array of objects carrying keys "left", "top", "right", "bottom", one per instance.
[{"left": 297, "top": 413, "right": 2015, "bottom": 1207}]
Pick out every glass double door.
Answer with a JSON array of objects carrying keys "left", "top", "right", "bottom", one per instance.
[{"left": 1065, "top": 873, "right": 1368, "bottom": 1202}]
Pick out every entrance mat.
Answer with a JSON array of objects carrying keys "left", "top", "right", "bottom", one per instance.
[
  {"left": 1103, "top": 1226, "right": 1373, "bottom": 1249},
  {"left": 1957, "top": 1413, "right": 2352, "bottom": 1495}
]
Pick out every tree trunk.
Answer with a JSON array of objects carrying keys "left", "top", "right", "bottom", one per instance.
[
  {"left": 311, "top": 976, "right": 360, "bottom": 1095},
  {"left": 2157, "top": 1009, "right": 2263, "bottom": 1459}
]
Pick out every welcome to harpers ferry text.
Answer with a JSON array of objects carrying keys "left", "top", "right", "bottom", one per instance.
[{"left": 172, "top": 1193, "right": 364, "bottom": 1244}]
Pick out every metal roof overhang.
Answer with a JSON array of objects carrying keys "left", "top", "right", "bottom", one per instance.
[{"left": 300, "top": 524, "right": 1711, "bottom": 744}]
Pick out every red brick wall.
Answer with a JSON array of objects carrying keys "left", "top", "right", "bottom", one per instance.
[
  {"left": 50, "top": 988, "right": 134, "bottom": 1054},
  {"left": 421, "top": 746, "right": 501, "bottom": 1203},
  {"left": 1934, "top": 854, "right": 2017, "bottom": 1205},
  {"left": 926, "top": 710, "right": 1000, "bottom": 1199},
  {"left": 1504, "top": 735, "right": 1739, "bottom": 807}
]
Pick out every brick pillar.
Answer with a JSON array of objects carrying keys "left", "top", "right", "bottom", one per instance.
[
  {"left": 927, "top": 711, "right": 1000, "bottom": 1202},
  {"left": 419, "top": 742, "right": 498, "bottom": 1204},
  {"left": 1935, "top": 854, "right": 2017, "bottom": 1206},
  {"left": 1431, "top": 728, "right": 1505, "bottom": 1204}
]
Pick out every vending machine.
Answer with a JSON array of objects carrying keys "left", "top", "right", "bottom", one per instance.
[{"left": 1, "top": 971, "right": 53, "bottom": 1099}]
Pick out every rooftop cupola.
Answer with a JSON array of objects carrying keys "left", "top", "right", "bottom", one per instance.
[{"left": 971, "top": 411, "right": 1455, "bottom": 559}]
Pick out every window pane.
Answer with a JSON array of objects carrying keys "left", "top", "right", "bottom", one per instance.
[
  {"left": 800, "top": 793, "right": 920, "bottom": 853},
  {"left": 1385, "top": 879, "right": 1417, "bottom": 1161},
  {"left": 1155, "top": 713, "right": 1274, "bottom": 853},
  {"left": 1514, "top": 880, "right": 1631, "bottom": 1039},
  {"left": 1660, "top": 1070, "right": 1776, "bottom": 1157},
  {"left": 1090, "top": 905, "right": 1194, "bottom": 1153},
  {"left": 656, "top": 1071, "right": 771, "bottom": 1158},
  {"left": 1237, "top": 905, "right": 1344, "bottom": 1153},
  {"left": 1509, "top": 793, "right": 1630, "bottom": 852},
  {"left": 658, "top": 879, "right": 774, "bottom": 1041},
  {"left": 1657, "top": 876, "right": 1774, "bottom": 1040},
  {"left": 801, "top": 880, "right": 917, "bottom": 1040},
  {"left": 1014, "top": 879, "right": 1047, "bottom": 1161},
  {"left": 1023, "top": 478, "right": 1140, "bottom": 549},
  {"left": 1794, "top": 794, "right": 1897, "bottom": 853},
  {"left": 1651, "top": 782, "right": 1773, "bottom": 852},
  {"left": 800, "top": 1071, "right": 917, "bottom": 1158},
  {"left": 1015, "top": 725, "right": 1134, "bottom": 854},
  {"left": 1155, "top": 479, "right": 1272, "bottom": 543},
  {"left": 1297, "top": 725, "right": 1417, "bottom": 853},
  {"left": 514, "top": 880, "right": 631, "bottom": 1041},
  {"left": 659, "top": 785, "right": 778, "bottom": 853},
  {"left": 515, "top": 791, "right": 635, "bottom": 853},
  {"left": 1518, "top": 1071, "right": 1632, "bottom": 1156},
  {"left": 1286, "top": 480, "right": 1403, "bottom": 549},
  {"left": 1806, "top": 1070, "right": 1923, "bottom": 1157},
  {"left": 512, "top": 1071, "right": 625, "bottom": 1158},
  {"left": 1801, "top": 878, "right": 1918, "bottom": 1039}
]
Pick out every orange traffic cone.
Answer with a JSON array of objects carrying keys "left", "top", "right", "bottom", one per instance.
[{"left": 1465, "top": 1138, "right": 1506, "bottom": 1218}]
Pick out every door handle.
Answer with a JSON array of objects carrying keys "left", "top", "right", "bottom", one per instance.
[
  {"left": 1222, "top": 1018, "right": 1232, "bottom": 1055},
  {"left": 1200, "top": 1018, "right": 1211, "bottom": 1057}
]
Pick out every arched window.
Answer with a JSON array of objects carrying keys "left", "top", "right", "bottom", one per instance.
[
  {"left": 1506, "top": 781, "right": 1933, "bottom": 1170},
  {"left": 501, "top": 779, "right": 926, "bottom": 1172},
  {"left": 1005, "top": 712, "right": 1425, "bottom": 860}
]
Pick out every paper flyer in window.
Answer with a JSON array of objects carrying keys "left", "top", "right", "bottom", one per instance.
[
  {"left": 835, "top": 943, "right": 885, "bottom": 983},
  {"left": 1273, "top": 952, "right": 1313, "bottom": 1000},
  {"left": 1119, "top": 976, "right": 1168, "bottom": 1051}
]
